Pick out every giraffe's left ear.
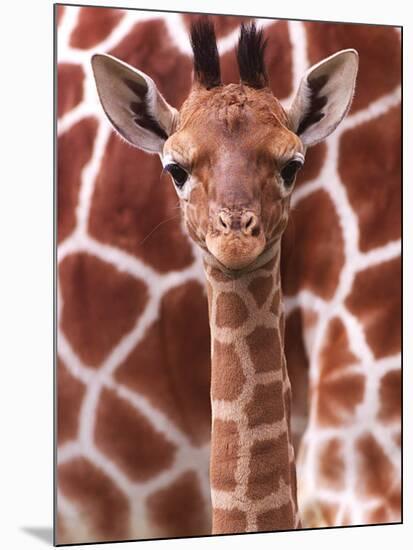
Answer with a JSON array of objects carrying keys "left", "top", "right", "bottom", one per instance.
[
  {"left": 91, "top": 54, "right": 178, "bottom": 154},
  {"left": 287, "top": 49, "right": 358, "bottom": 147}
]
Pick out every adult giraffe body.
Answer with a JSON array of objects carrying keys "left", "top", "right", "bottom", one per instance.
[{"left": 92, "top": 20, "right": 358, "bottom": 534}]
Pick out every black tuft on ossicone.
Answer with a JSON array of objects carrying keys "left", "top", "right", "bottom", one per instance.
[
  {"left": 190, "top": 18, "right": 221, "bottom": 89},
  {"left": 237, "top": 22, "right": 268, "bottom": 89}
]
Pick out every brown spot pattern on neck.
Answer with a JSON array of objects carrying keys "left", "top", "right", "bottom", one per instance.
[{"left": 204, "top": 250, "right": 299, "bottom": 533}]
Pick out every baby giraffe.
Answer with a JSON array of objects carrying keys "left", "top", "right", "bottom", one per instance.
[{"left": 92, "top": 20, "right": 358, "bottom": 535}]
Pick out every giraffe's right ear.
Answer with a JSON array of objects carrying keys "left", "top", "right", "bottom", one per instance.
[{"left": 91, "top": 54, "right": 178, "bottom": 154}]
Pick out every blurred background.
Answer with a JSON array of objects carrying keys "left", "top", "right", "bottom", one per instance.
[{"left": 56, "top": 5, "right": 401, "bottom": 544}]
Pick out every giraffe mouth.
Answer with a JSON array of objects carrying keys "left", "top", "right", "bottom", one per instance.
[{"left": 205, "top": 231, "right": 266, "bottom": 271}]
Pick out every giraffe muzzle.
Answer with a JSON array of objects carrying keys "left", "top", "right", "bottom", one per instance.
[
  {"left": 205, "top": 209, "right": 266, "bottom": 270},
  {"left": 217, "top": 210, "right": 260, "bottom": 237}
]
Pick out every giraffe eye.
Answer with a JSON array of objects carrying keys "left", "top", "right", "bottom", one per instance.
[
  {"left": 164, "top": 163, "right": 188, "bottom": 189},
  {"left": 281, "top": 159, "right": 303, "bottom": 186}
]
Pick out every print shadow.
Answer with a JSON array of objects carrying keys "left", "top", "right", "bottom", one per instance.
[{"left": 21, "top": 526, "right": 53, "bottom": 545}]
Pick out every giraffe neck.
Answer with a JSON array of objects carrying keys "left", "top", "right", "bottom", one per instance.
[{"left": 204, "top": 245, "right": 299, "bottom": 534}]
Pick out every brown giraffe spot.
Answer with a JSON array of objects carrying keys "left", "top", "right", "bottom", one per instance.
[
  {"left": 339, "top": 106, "right": 401, "bottom": 252},
  {"left": 264, "top": 21, "right": 293, "bottom": 100},
  {"left": 362, "top": 477, "right": 401, "bottom": 524},
  {"left": 247, "top": 434, "right": 290, "bottom": 500},
  {"left": 212, "top": 508, "right": 247, "bottom": 534},
  {"left": 305, "top": 22, "right": 400, "bottom": 113},
  {"left": 116, "top": 281, "right": 211, "bottom": 445},
  {"left": 88, "top": 133, "right": 194, "bottom": 274},
  {"left": 248, "top": 276, "right": 273, "bottom": 308},
  {"left": 366, "top": 506, "right": 389, "bottom": 524},
  {"left": 56, "top": 512, "right": 67, "bottom": 544},
  {"left": 316, "top": 316, "right": 365, "bottom": 426},
  {"left": 318, "top": 502, "right": 339, "bottom": 526},
  {"left": 346, "top": 258, "right": 401, "bottom": 359},
  {"left": 281, "top": 190, "right": 345, "bottom": 299},
  {"left": 58, "top": 117, "right": 98, "bottom": 242},
  {"left": 300, "top": 500, "right": 320, "bottom": 528},
  {"left": 147, "top": 471, "right": 210, "bottom": 537},
  {"left": 387, "top": 488, "right": 402, "bottom": 521},
  {"left": 269, "top": 289, "right": 281, "bottom": 315},
  {"left": 246, "top": 325, "right": 282, "bottom": 373},
  {"left": 356, "top": 433, "right": 395, "bottom": 499},
  {"left": 56, "top": 5, "right": 65, "bottom": 25},
  {"left": 262, "top": 255, "right": 277, "bottom": 272},
  {"left": 207, "top": 265, "right": 244, "bottom": 283},
  {"left": 58, "top": 457, "right": 129, "bottom": 542},
  {"left": 220, "top": 46, "right": 244, "bottom": 87},
  {"left": 318, "top": 438, "right": 345, "bottom": 490},
  {"left": 183, "top": 14, "right": 252, "bottom": 38},
  {"left": 207, "top": 266, "right": 231, "bottom": 283},
  {"left": 58, "top": 63, "right": 84, "bottom": 118},
  {"left": 57, "top": 357, "right": 85, "bottom": 445},
  {"left": 159, "top": 282, "right": 211, "bottom": 441},
  {"left": 256, "top": 503, "right": 294, "bottom": 532},
  {"left": 295, "top": 142, "right": 327, "bottom": 188},
  {"left": 320, "top": 317, "right": 358, "bottom": 376},
  {"left": 211, "top": 340, "right": 245, "bottom": 401},
  {"left": 215, "top": 291, "right": 248, "bottom": 328},
  {"left": 95, "top": 388, "right": 176, "bottom": 481},
  {"left": 116, "top": 320, "right": 180, "bottom": 423},
  {"left": 70, "top": 7, "right": 124, "bottom": 49},
  {"left": 109, "top": 19, "right": 192, "bottom": 109},
  {"left": 387, "top": 484, "right": 402, "bottom": 519},
  {"left": 393, "top": 432, "right": 401, "bottom": 448},
  {"left": 245, "top": 381, "right": 285, "bottom": 428},
  {"left": 284, "top": 310, "right": 309, "bottom": 449},
  {"left": 59, "top": 253, "right": 148, "bottom": 367},
  {"left": 378, "top": 370, "right": 401, "bottom": 423},
  {"left": 316, "top": 372, "right": 365, "bottom": 427},
  {"left": 210, "top": 419, "right": 239, "bottom": 492}
]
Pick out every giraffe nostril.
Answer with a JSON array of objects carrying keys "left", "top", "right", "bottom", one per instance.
[
  {"left": 241, "top": 212, "right": 259, "bottom": 236},
  {"left": 217, "top": 211, "right": 231, "bottom": 232},
  {"left": 251, "top": 225, "right": 261, "bottom": 238},
  {"left": 244, "top": 214, "right": 254, "bottom": 230},
  {"left": 219, "top": 215, "right": 227, "bottom": 229}
]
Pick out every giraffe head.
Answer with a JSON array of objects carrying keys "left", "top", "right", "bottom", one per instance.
[{"left": 92, "top": 20, "right": 358, "bottom": 271}]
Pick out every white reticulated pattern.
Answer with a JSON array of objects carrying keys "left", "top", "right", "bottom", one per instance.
[{"left": 57, "top": 6, "right": 401, "bottom": 538}]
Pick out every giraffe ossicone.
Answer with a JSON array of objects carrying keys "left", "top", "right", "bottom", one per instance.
[{"left": 92, "top": 19, "right": 358, "bottom": 534}]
